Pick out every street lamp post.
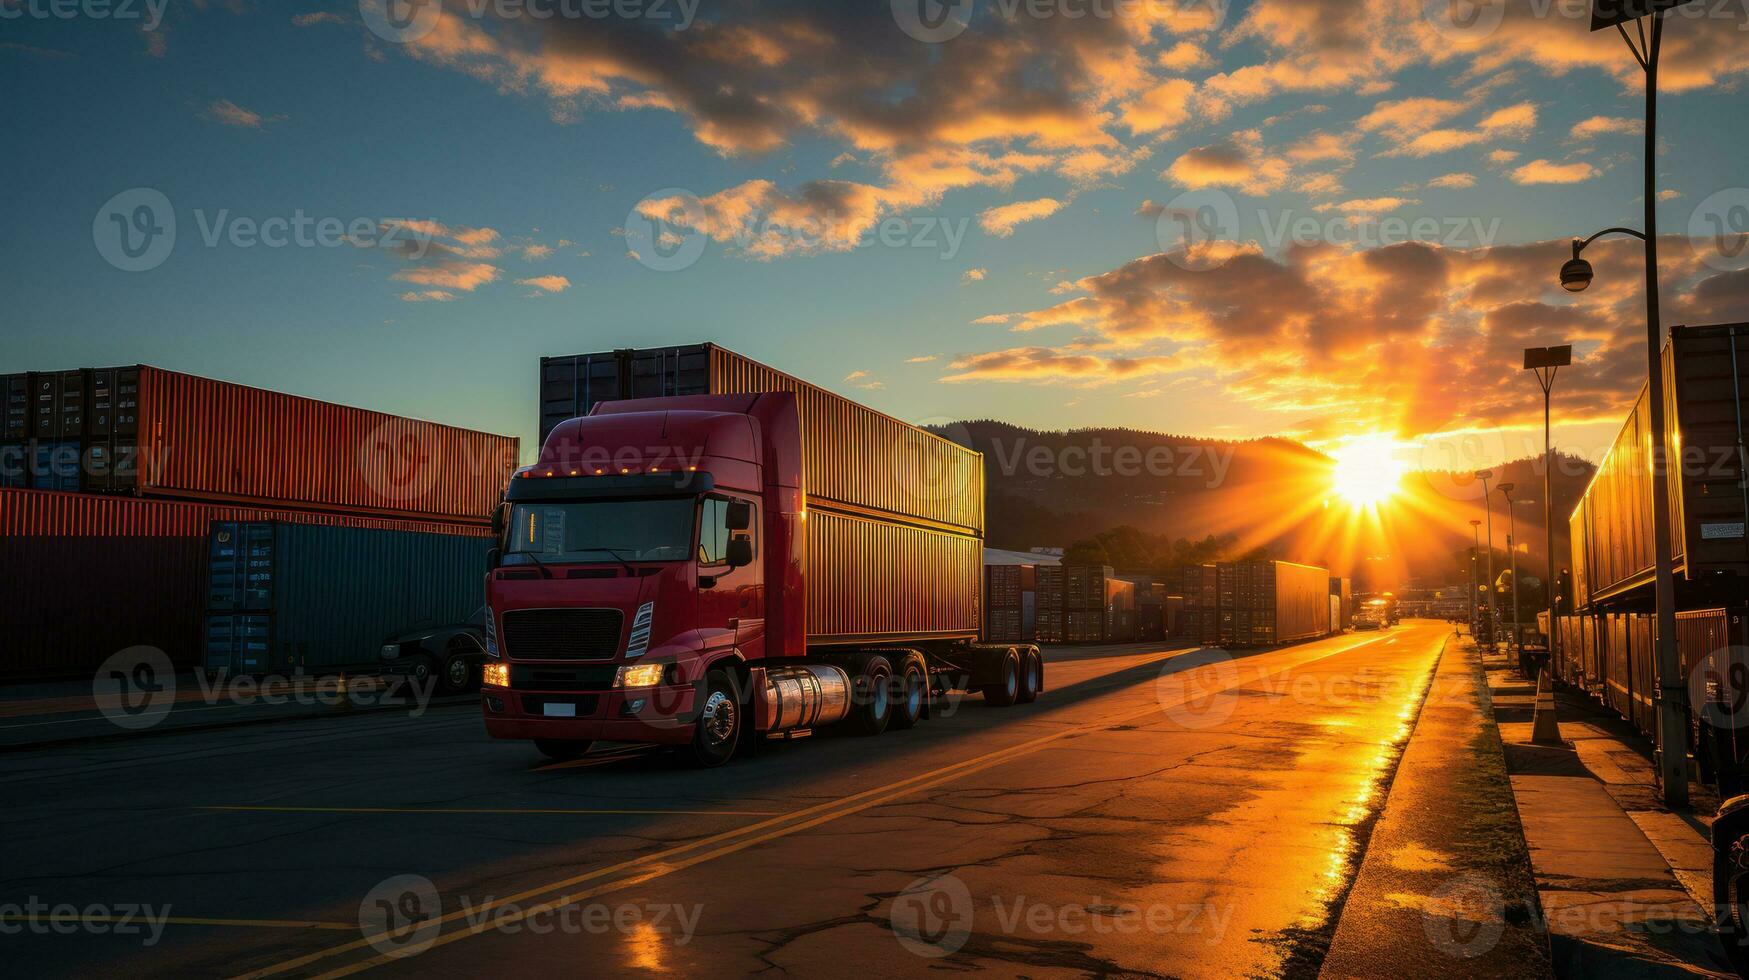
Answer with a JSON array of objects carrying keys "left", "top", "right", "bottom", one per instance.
[
  {"left": 1525, "top": 345, "right": 1572, "bottom": 684},
  {"left": 1470, "top": 519, "right": 1483, "bottom": 638},
  {"left": 1499, "top": 483, "right": 1521, "bottom": 671},
  {"left": 1561, "top": 0, "right": 1690, "bottom": 807},
  {"left": 1476, "top": 469, "right": 1496, "bottom": 654}
]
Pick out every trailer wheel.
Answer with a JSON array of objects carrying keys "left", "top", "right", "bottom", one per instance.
[
  {"left": 982, "top": 649, "right": 1021, "bottom": 707},
  {"left": 684, "top": 669, "right": 743, "bottom": 768},
  {"left": 843, "top": 654, "right": 894, "bottom": 736},
  {"left": 1017, "top": 649, "right": 1042, "bottom": 704},
  {"left": 889, "top": 653, "right": 927, "bottom": 730},
  {"left": 534, "top": 739, "right": 592, "bottom": 762}
]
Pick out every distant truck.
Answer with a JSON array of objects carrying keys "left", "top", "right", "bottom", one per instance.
[{"left": 480, "top": 346, "right": 1043, "bottom": 766}]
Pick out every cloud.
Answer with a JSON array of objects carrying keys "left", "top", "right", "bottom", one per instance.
[
  {"left": 1487, "top": 149, "right": 1519, "bottom": 165},
  {"left": 1326, "top": 197, "right": 1419, "bottom": 215},
  {"left": 940, "top": 347, "right": 1189, "bottom": 384},
  {"left": 291, "top": 12, "right": 345, "bottom": 27},
  {"left": 1426, "top": 173, "right": 1476, "bottom": 189},
  {"left": 201, "top": 99, "right": 277, "bottom": 130},
  {"left": 971, "top": 314, "right": 1012, "bottom": 325},
  {"left": 907, "top": 355, "right": 938, "bottom": 363},
  {"left": 843, "top": 370, "right": 869, "bottom": 382},
  {"left": 521, "top": 243, "right": 554, "bottom": 261},
  {"left": 971, "top": 231, "right": 1741, "bottom": 438},
  {"left": 1377, "top": 102, "right": 1537, "bottom": 158},
  {"left": 515, "top": 275, "right": 571, "bottom": 293},
  {"left": 1164, "top": 130, "right": 1290, "bottom": 195},
  {"left": 1120, "top": 78, "right": 1196, "bottom": 134},
  {"left": 395, "top": 262, "right": 500, "bottom": 291},
  {"left": 1510, "top": 159, "right": 1599, "bottom": 185},
  {"left": 400, "top": 290, "right": 455, "bottom": 303},
  {"left": 1570, "top": 115, "right": 1642, "bottom": 140},
  {"left": 978, "top": 198, "right": 1064, "bottom": 238},
  {"left": 1285, "top": 131, "right": 1353, "bottom": 164},
  {"left": 962, "top": 268, "right": 987, "bottom": 283}
]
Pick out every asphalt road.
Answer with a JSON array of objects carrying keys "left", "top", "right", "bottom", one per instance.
[{"left": 1, "top": 622, "right": 1449, "bottom": 978}]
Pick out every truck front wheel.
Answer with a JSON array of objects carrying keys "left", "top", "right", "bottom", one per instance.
[{"left": 684, "top": 669, "right": 743, "bottom": 768}]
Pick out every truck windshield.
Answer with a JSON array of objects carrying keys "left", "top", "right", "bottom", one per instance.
[{"left": 505, "top": 498, "right": 694, "bottom": 564}]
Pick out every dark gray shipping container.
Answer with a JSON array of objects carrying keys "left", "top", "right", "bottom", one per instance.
[
  {"left": 1572, "top": 322, "right": 1749, "bottom": 607},
  {"left": 1217, "top": 560, "right": 1330, "bottom": 647},
  {"left": 202, "top": 521, "right": 492, "bottom": 673},
  {"left": 2, "top": 374, "right": 28, "bottom": 441}
]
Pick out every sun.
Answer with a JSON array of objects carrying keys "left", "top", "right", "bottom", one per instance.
[{"left": 1329, "top": 434, "right": 1407, "bottom": 508}]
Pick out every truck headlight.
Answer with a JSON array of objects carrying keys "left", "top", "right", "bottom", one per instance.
[
  {"left": 380, "top": 644, "right": 400, "bottom": 661},
  {"left": 614, "top": 663, "right": 667, "bottom": 688},
  {"left": 482, "top": 662, "right": 510, "bottom": 688}
]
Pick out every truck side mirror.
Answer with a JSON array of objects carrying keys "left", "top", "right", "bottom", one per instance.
[
  {"left": 491, "top": 503, "right": 508, "bottom": 536},
  {"left": 727, "top": 537, "right": 753, "bottom": 569},
  {"left": 726, "top": 500, "right": 753, "bottom": 531},
  {"left": 487, "top": 548, "right": 501, "bottom": 573}
]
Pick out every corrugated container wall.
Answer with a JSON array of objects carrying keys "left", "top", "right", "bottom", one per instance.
[
  {"left": 540, "top": 345, "right": 983, "bottom": 536},
  {"left": 1, "top": 488, "right": 490, "bottom": 679},
  {"left": 805, "top": 510, "right": 980, "bottom": 643},
  {"left": 2, "top": 367, "right": 519, "bottom": 522},
  {"left": 1570, "top": 324, "right": 1749, "bottom": 607}
]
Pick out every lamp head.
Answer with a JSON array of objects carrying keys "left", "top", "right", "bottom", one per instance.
[
  {"left": 1560, "top": 256, "right": 1593, "bottom": 293},
  {"left": 1497, "top": 482, "right": 1515, "bottom": 494},
  {"left": 1474, "top": 469, "right": 1493, "bottom": 481}
]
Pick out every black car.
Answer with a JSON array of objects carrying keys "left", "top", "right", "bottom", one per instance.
[{"left": 380, "top": 605, "right": 490, "bottom": 695}]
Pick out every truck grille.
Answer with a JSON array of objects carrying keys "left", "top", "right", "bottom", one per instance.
[{"left": 502, "top": 609, "right": 624, "bottom": 661}]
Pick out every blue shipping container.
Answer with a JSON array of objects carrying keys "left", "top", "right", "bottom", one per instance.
[{"left": 202, "top": 521, "right": 491, "bottom": 673}]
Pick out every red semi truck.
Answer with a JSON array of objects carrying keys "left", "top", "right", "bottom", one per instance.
[{"left": 479, "top": 347, "right": 1043, "bottom": 766}]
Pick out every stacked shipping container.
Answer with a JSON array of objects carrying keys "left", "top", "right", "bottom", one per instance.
[
  {"left": 2, "top": 366, "right": 516, "bottom": 680},
  {"left": 0, "top": 366, "right": 519, "bottom": 521},
  {"left": 1036, "top": 565, "right": 1066, "bottom": 643},
  {"left": 1171, "top": 564, "right": 1219, "bottom": 645},
  {"left": 1568, "top": 323, "right": 1749, "bottom": 608},
  {"left": 985, "top": 563, "right": 1024, "bottom": 644},
  {"left": 1, "top": 489, "right": 494, "bottom": 679},
  {"left": 203, "top": 522, "right": 491, "bottom": 674},
  {"left": 1216, "top": 560, "right": 1331, "bottom": 647}
]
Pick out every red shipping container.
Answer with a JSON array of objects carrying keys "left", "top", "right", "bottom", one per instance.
[{"left": 26, "top": 366, "right": 520, "bottom": 522}]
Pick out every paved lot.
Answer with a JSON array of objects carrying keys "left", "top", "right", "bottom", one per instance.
[{"left": 1, "top": 624, "right": 1450, "bottom": 978}]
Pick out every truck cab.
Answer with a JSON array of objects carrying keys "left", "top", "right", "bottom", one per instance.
[{"left": 480, "top": 391, "right": 1041, "bottom": 767}]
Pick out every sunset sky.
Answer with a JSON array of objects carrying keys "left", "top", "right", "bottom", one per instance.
[{"left": 4, "top": 0, "right": 1748, "bottom": 471}]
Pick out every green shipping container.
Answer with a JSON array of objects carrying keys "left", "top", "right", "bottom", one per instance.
[{"left": 203, "top": 521, "right": 491, "bottom": 673}]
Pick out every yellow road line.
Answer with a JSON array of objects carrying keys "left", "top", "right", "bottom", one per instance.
[
  {"left": 0, "top": 915, "right": 352, "bottom": 931},
  {"left": 239, "top": 633, "right": 1396, "bottom": 980},
  {"left": 199, "top": 805, "right": 786, "bottom": 817}
]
